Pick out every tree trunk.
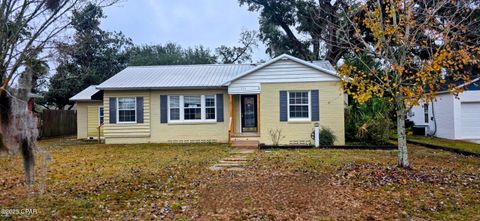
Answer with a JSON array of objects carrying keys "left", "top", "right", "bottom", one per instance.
[
  {"left": 396, "top": 108, "right": 410, "bottom": 168},
  {"left": 21, "top": 137, "right": 35, "bottom": 185}
]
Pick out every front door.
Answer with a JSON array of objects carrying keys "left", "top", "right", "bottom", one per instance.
[{"left": 241, "top": 95, "right": 257, "bottom": 132}]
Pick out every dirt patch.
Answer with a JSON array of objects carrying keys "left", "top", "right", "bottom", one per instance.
[{"left": 195, "top": 170, "right": 400, "bottom": 220}]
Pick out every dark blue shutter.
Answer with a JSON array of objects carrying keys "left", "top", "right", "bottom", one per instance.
[
  {"left": 279, "top": 91, "right": 288, "bottom": 122},
  {"left": 311, "top": 90, "right": 319, "bottom": 121},
  {"left": 109, "top": 97, "right": 116, "bottom": 124},
  {"left": 216, "top": 94, "right": 224, "bottom": 122},
  {"left": 160, "top": 95, "right": 168, "bottom": 123},
  {"left": 136, "top": 97, "right": 144, "bottom": 123}
]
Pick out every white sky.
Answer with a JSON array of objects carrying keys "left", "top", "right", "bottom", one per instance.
[{"left": 101, "top": 0, "right": 269, "bottom": 62}]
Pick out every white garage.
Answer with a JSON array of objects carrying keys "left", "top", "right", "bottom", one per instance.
[
  {"left": 408, "top": 81, "right": 480, "bottom": 142},
  {"left": 460, "top": 102, "right": 480, "bottom": 139}
]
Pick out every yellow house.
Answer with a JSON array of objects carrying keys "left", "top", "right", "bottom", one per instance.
[{"left": 70, "top": 54, "right": 345, "bottom": 147}]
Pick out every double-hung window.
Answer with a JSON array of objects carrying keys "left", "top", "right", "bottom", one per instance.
[
  {"left": 168, "top": 95, "right": 216, "bottom": 122},
  {"left": 288, "top": 91, "right": 310, "bottom": 121},
  {"left": 205, "top": 95, "right": 216, "bottom": 120},
  {"left": 99, "top": 107, "right": 104, "bottom": 125},
  {"left": 169, "top": 96, "right": 180, "bottom": 120},
  {"left": 118, "top": 97, "right": 136, "bottom": 123}
]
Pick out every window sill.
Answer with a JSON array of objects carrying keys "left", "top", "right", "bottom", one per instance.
[
  {"left": 168, "top": 120, "right": 217, "bottom": 125},
  {"left": 117, "top": 122, "right": 138, "bottom": 124},
  {"left": 287, "top": 119, "right": 312, "bottom": 124}
]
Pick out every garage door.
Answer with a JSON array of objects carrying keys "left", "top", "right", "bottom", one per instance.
[{"left": 460, "top": 102, "right": 480, "bottom": 138}]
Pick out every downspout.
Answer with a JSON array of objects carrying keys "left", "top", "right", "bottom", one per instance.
[{"left": 431, "top": 101, "right": 437, "bottom": 136}]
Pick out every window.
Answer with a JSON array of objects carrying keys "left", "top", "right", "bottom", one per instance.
[
  {"left": 184, "top": 96, "right": 202, "bottom": 120},
  {"left": 424, "top": 103, "right": 429, "bottom": 123},
  {"left": 99, "top": 107, "right": 104, "bottom": 125},
  {"left": 167, "top": 95, "right": 216, "bottom": 122},
  {"left": 205, "top": 95, "right": 216, "bottom": 120},
  {"left": 169, "top": 96, "right": 180, "bottom": 120},
  {"left": 118, "top": 97, "right": 136, "bottom": 123},
  {"left": 288, "top": 91, "right": 310, "bottom": 120}
]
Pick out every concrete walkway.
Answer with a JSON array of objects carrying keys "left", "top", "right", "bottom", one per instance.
[{"left": 209, "top": 148, "right": 256, "bottom": 171}]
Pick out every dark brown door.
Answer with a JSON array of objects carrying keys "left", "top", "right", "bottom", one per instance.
[{"left": 241, "top": 95, "right": 257, "bottom": 132}]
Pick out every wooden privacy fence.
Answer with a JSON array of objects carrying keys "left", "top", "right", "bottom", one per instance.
[{"left": 38, "top": 110, "right": 77, "bottom": 138}]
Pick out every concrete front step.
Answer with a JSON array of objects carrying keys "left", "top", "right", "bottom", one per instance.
[
  {"left": 231, "top": 136, "right": 260, "bottom": 142},
  {"left": 231, "top": 140, "right": 259, "bottom": 148}
]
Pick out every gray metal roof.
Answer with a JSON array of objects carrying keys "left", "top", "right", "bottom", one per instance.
[
  {"left": 311, "top": 60, "right": 335, "bottom": 72},
  {"left": 97, "top": 64, "right": 255, "bottom": 90},
  {"left": 70, "top": 85, "right": 99, "bottom": 101}
]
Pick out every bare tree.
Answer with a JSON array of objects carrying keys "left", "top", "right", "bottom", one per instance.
[
  {"left": 216, "top": 30, "right": 259, "bottom": 64},
  {"left": 0, "top": 0, "right": 118, "bottom": 186}
]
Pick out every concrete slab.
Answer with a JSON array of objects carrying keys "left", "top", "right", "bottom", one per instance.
[
  {"left": 208, "top": 148, "right": 255, "bottom": 171},
  {"left": 218, "top": 160, "right": 247, "bottom": 165},
  {"left": 226, "top": 167, "right": 245, "bottom": 171}
]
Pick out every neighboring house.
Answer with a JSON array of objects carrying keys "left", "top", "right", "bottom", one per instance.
[
  {"left": 408, "top": 78, "right": 480, "bottom": 143},
  {"left": 70, "top": 54, "right": 346, "bottom": 147}
]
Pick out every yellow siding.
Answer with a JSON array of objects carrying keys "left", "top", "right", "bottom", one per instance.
[
  {"left": 103, "top": 91, "right": 151, "bottom": 144},
  {"left": 103, "top": 90, "right": 230, "bottom": 144},
  {"left": 76, "top": 103, "right": 88, "bottom": 139},
  {"left": 259, "top": 82, "right": 345, "bottom": 145},
  {"left": 76, "top": 101, "right": 103, "bottom": 139},
  {"left": 87, "top": 105, "right": 103, "bottom": 137},
  {"left": 101, "top": 83, "right": 345, "bottom": 145},
  {"left": 150, "top": 90, "right": 230, "bottom": 143},
  {"left": 232, "top": 95, "right": 242, "bottom": 134}
]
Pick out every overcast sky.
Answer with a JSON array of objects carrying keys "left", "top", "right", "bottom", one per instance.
[{"left": 101, "top": 0, "right": 269, "bottom": 62}]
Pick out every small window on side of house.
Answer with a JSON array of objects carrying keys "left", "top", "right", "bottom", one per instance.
[
  {"left": 423, "top": 103, "right": 429, "bottom": 123},
  {"left": 118, "top": 97, "right": 136, "bottom": 123},
  {"left": 99, "top": 107, "right": 104, "bottom": 125},
  {"left": 288, "top": 91, "right": 310, "bottom": 120}
]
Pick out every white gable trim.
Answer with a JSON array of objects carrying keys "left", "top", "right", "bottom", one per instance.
[{"left": 223, "top": 54, "right": 338, "bottom": 86}]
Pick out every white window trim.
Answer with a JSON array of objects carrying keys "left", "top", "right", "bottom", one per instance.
[
  {"left": 98, "top": 106, "right": 104, "bottom": 125},
  {"left": 287, "top": 91, "right": 311, "bottom": 122},
  {"left": 117, "top": 97, "right": 137, "bottom": 124},
  {"left": 168, "top": 95, "right": 217, "bottom": 123}
]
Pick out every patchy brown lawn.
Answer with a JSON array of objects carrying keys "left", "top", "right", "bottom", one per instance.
[
  {"left": 196, "top": 147, "right": 480, "bottom": 220},
  {"left": 0, "top": 138, "right": 479, "bottom": 220}
]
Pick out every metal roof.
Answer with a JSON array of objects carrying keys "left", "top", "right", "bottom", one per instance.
[
  {"left": 310, "top": 60, "right": 335, "bottom": 72},
  {"left": 97, "top": 64, "right": 255, "bottom": 90},
  {"left": 70, "top": 85, "right": 99, "bottom": 101}
]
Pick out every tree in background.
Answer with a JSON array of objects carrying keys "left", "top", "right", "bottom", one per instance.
[
  {"left": 216, "top": 30, "right": 258, "bottom": 64},
  {"left": 337, "top": 0, "right": 479, "bottom": 168},
  {"left": 21, "top": 48, "right": 50, "bottom": 94},
  {"left": 238, "top": 0, "right": 349, "bottom": 63},
  {"left": 45, "top": 2, "right": 132, "bottom": 109},
  {"left": 128, "top": 43, "right": 216, "bottom": 66}
]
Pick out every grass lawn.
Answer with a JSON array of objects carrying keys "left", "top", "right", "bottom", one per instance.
[
  {"left": 1, "top": 138, "right": 479, "bottom": 220},
  {"left": 407, "top": 135, "right": 480, "bottom": 154}
]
